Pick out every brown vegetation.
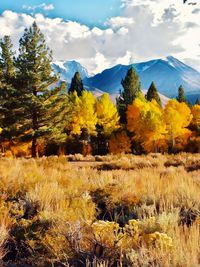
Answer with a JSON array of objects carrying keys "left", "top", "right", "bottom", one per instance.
[{"left": 0, "top": 153, "right": 199, "bottom": 266}]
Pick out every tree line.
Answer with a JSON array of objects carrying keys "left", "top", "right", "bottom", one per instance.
[{"left": 0, "top": 22, "right": 199, "bottom": 157}]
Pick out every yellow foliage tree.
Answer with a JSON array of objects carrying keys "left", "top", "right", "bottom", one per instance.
[
  {"left": 127, "top": 97, "right": 167, "bottom": 152},
  {"left": 95, "top": 93, "right": 119, "bottom": 136},
  {"left": 66, "top": 91, "right": 97, "bottom": 136},
  {"left": 191, "top": 104, "right": 200, "bottom": 134},
  {"left": 164, "top": 100, "right": 192, "bottom": 149}
]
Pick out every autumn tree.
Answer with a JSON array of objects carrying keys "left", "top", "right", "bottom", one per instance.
[
  {"left": 164, "top": 99, "right": 192, "bottom": 151},
  {"left": 127, "top": 96, "right": 167, "bottom": 153},
  {"left": 109, "top": 131, "right": 131, "bottom": 154},
  {"left": 94, "top": 93, "right": 119, "bottom": 154},
  {"left": 66, "top": 91, "right": 97, "bottom": 137},
  {"left": 146, "top": 81, "right": 161, "bottom": 106},
  {"left": 190, "top": 104, "right": 200, "bottom": 135},
  {"left": 15, "top": 22, "right": 58, "bottom": 157},
  {"left": 96, "top": 93, "right": 119, "bottom": 136},
  {"left": 68, "top": 71, "right": 84, "bottom": 96},
  {"left": 65, "top": 91, "right": 97, "bottom": 155},
  {"left": 177, "top": 85, "right": 187, "bottom": 103},
  {"left": 117, "top": 67, "right": 141, "bottom": 123}
]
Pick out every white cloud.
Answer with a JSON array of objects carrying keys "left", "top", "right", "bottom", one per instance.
[
  {"left": 93, "top": 52, "right": 111, "bottom": 73},
  {"left": 42, "top": 4, "right": 55, "bottom": 11},
  {"left": 116, "top": 51, "right": 134, "bottom": 65},
  {"left": 106, "top": 17, "right": 134, "bottom": 28},
  {"left": 23, "top": 3, "right": 55, "bottom": 12},
  {"left": 0, "top": 0, "right": 200, "bottom": 73}
]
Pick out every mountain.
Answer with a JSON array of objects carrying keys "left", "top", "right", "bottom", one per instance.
[
  {"left": 52, "top": 60, "right": 89, "bottom": 81},
  {"left": 83, "top": 87, "right": 168, "bottom": 106},
  {"left": 84, "top": 56, "right": 200, "bottom": 103},
  {"left": 52, "top": 56, "right": 200, "bottom": 103}
]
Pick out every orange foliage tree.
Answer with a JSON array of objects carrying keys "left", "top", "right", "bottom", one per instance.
[{"left": 109, "top": 131, "right": 131, "bottom": 154}]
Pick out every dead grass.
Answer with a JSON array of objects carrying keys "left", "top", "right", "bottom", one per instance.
[{"left": 0, "top": 153, "right": 199, "bottom": 266}]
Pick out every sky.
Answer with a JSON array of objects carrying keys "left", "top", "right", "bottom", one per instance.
[
  {"left": 0, "top": 0, "right": 122, "bottom": 27},
  {"left": 0, "top": 0, "right": 200, "bottom": 74}
]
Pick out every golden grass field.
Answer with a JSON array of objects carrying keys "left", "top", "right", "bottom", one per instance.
[{"left": 0, "top": 153, "right": 200, "bottom": 266}]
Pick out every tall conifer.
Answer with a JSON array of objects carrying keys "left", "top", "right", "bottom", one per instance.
[
  {"left": 146, "top": 81, "right": 161, "bottom": 106},
  {"left": 16, "top": 22, "right": 58, "bottom": 157},
  {"left": 195, "top": 97, "right": 200, "bottom": 105},
  {"left": 68, "top": 71, "right": 84, "bottom": 96},
  {"left": 177, "top": 85, "right": 187, "bottom": 103},
  {"left": 0, "top": 36, "right": 22, "bottom": 142},
  {"left": 117, "top": 67, "right": 141, "bottom": 123}
]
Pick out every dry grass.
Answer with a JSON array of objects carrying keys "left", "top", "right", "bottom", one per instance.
[{"left": 0, "top": 153, "right": 199, "bottom": 266}]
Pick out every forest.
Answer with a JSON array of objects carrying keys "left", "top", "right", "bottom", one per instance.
[
  {"left": 0, "top": 21, "right": 200, "bottom": 267},
  {"left": 0, "top": 22, "right": 199, "bottom": 158}
]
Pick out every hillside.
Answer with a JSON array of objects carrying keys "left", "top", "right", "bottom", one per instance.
[{"left": 53, "top": 56, "right": 200, "bottom": 103}]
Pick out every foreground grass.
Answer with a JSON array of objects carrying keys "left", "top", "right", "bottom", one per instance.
[{"left": 0, "top": 153, "right": 200, "bottom": 266}]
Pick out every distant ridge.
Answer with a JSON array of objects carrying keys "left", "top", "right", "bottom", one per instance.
[{"left": 52, "top": 56, "right": 200, "bottom": 103}]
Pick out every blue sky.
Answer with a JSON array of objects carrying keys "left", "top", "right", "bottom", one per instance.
[
  {"left": 0, "top": 0, "right": 199, "bottom": 73},
  {"left": 0, "top": 0, "right": 122, "bottom": 27}
]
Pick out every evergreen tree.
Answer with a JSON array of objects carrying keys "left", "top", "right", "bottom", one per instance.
[
  {"left": 117, "top": 67, "right": 141, "bottom": 123},
  {"left": 15, "top": 22, "right": 58, "bottom": 157},
  {"left": 68, "top": 71, "right": 84, "bottom": 96},
  {"left": 121, "top": 67, "right": 141, "bottom": 104},
  {"left": 0, "top": 36, "right": 15, "bottom": 81},
  {"left": 0, "top": 36, "right": 22, "bottom": 143},
  {"left": 45, "top": 81, "right": 70, "bottom": 154},
  {"left": 146, "top": 81, "right": 161, "bottom": 106},
  {"left": 177, "top": 85, "right": 187, "bottom": 103},
  {"left": 195, "top": 97, "right": 200, "bottom": 105}
]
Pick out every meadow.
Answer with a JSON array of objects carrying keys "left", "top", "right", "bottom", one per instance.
[{"left": 0, "top": 153, "right": 200, "bottom": 266}]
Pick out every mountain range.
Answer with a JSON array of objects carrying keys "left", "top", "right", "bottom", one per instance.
[{"left": 52, "top": 56, "right": 200, "bottom": 103}]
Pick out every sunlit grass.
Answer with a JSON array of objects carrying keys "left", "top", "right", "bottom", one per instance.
[{"left": 0, "top": 153, "right": 199, "bottom": 266}]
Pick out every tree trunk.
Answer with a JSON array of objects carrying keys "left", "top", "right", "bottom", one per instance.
[
  {"left": 32, "top": 88, "right": 39, "bottom": 158},
  {"left": 58, "top": 145, "right": 65, "bottom": 156},
  {"left": 32, "top": 135, "right": 38, "bottom": 158}
]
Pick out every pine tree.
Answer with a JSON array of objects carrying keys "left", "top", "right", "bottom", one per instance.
[
  {"left": 121, "top": 67, "right": 141, "bottom": 104},
  {"left": 117, "top": 67, "right": 141, "bottom": 123},
  {"left": 0, "top": 36, "right": 15, "bottom": 81},
  {"left": 45, "top": 81, "right": 69, "bottom": 154},
  {"left": 195, "top": 97, "right": 200, "bottom": 105},
  {"left": 0, "top": 36, "right": 22, "bottom": 143},
  {"left": 15, "top": 22, "right": 58, "bottom": 157},
  {"left": 68, "top": 71, "right": 84, "bottom": 96},
  {"left": 146, "top": 81, "right": 161, "bottom": 106},
  {"left": 177, "top": 85, "right": 187, "bottom": 103}
]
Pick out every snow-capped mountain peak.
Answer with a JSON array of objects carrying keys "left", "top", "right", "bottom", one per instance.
[
  {"left": 52, "top": 60, "right": 89, "bottom": 81},
  {"left": 52, "top": 57, "right": 200, "bottom": 103}
]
